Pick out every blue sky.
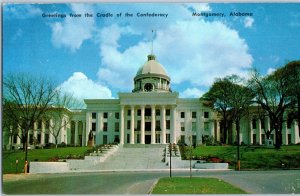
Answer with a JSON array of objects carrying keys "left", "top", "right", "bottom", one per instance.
[{"left": 3, "top": 3, "right": 300, "bottom": 100}]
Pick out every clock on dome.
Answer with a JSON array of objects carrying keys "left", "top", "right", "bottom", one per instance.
[{"left": 144, "top": 83, "right": 153, "bottom": 92}]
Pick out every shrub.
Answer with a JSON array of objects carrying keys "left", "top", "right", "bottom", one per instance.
[{"left": 44, "top": 143, "right": 55, "bottom": 149}]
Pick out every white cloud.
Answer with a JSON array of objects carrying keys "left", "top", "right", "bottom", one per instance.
[
  {"left": 267, "top": 68, "right": 276, "bottom": 75},
  {"left": 244, "top": 17, "right": 254, "bottom": 28},
  {"left": 58, "top": 72, "right": 113, "bottom": 100},
  {"left": 97, "top": 19, "right": 253, "bottom": 91},
  {"left": 50, "top": 4, "right": 95, "bottom": 52},
  {"left": 184, "top": 3, "right": 211, "bottom": 12},
  {"left": 180, "top": 88, "right": 205, "bottom": 98},
  {"left": 4, "top": 4, "right": 42, "bottom": 19}
]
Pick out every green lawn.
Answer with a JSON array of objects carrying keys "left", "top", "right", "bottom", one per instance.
[
  {"left": 182, "top": 145, "right": 300, "bottom": 170},
  {"left": 151, "top": 177, "right": 247, "bottom": 194},
  {"left": 2, "top": 147, "right": 90, "bottom": 174}
]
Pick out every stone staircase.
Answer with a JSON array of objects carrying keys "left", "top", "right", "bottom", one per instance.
[{"left": 89, "top": 144, "right": 168, "bottom": 170}]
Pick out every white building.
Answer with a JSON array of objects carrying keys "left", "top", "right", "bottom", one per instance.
[{"left": 4, "top": 54, "right": 299, "bottom": 149}]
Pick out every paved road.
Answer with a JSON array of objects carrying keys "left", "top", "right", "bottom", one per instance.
[{"left": 3, "top": 170, "right": 300, "bottom": 194}]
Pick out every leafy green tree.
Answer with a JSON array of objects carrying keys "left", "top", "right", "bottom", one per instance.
[{"left": 249, "top": 67, "right": 295, "bottom": 149}]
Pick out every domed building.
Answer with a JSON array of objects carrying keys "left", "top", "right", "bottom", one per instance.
[
  {"left": 81, "top": 53, "right": 214, "bottom": 145},
  {"left": 5, "top": 54, "right": 299, "bottom": 150}
]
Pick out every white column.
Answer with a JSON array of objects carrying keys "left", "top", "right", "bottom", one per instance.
[
  {"left": 17, "top": 125, "right": 21, "bottom": 145},
  {"left": 82, "top": 122, "right": 86, "bottom": 146},
  {"left": 97, "top": 112, "right": 103, "bottom": 145},
  {"left": 257, "top": 119, "right": 262, "bottom": 145},
  {"left": 49, "top": 119, "right": 54, "bottom": 143},
  {"left": 85, "top": 112, "right": 91, "bottom": 146},
  {"left": 141, "top": 105, "right": 145, "bottom": 144},
  {"left": 171, "top": 105, "right": 177, "bottom": 144},
  {"left": 151, "top": 105, "right": 156, "bottom": 144},
  {"left": 282, "top": 121, "right": 287, "bottom": 145},
  {"left": 216, "top": 120, "right": 221, "bottom": 142},
  {"left": 75, "top": 121, "right": 78, "bottom": 145},
  {"left": 197, "top": 110, "right": 202, "bottom": 144},
  {"left": 161, "top": 105, "right": 166, "bottom": 144},
  {"left": 120, "top": 106, "right": 125, "bottom": 144},
  {"left": 41, "top": 121, "right": 45, "bottom": 145},
  {"left": 33, "top": 122, "right": 38, "bottom": 144},
  {"left": 130, "top": 106, "right": 135, "bottom": 144},
  {"left": 292, "top": 120, "right": 297, "bottom": 144},
  {"left": 210, "top": 121, "right": 214, "bottom": 137}
]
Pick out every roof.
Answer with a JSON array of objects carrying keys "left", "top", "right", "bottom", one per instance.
[{"left": 135, "top": 54, "right": 169, "bottom": 77}]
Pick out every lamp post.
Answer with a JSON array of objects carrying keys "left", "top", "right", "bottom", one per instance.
[
  {"left": 169, "top": 143, "right": 172, "bottom": 178},
  {"left": 189, "top": 136, "right": 192, "bottom": 178}
]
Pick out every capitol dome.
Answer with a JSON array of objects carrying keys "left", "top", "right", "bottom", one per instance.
[{"left": 133, "top": 54, "right": 171, "bottom": 93}]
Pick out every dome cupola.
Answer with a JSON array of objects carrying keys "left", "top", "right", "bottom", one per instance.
[{"left": 133, "top": 54, "right": 171, "bottom": 93}]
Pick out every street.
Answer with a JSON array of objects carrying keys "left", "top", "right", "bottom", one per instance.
[{"left": 3, "top": 170, "right": 300, "bottom": 194}]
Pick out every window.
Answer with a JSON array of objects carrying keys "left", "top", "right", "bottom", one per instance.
[
  {"left": 127, "top": 134, "right": 130, "bottom": 143},
  {"left": 192, "top": 135, "right": 197, "bottom": 146},
  {"left": 37, "top": 134, "right": 41, "bottom": 143},
  {"left": 180, "top": 135, "right": 185, "bottom": 143},
  {"left": 127, "top": 120, "right": 131, "bottom": 130},
  {"left": 103, "top": 112, "right": 108, "bottom": 119},
  {"left": 156, "top": 120, "right": 160, "bottom": 131},
  {"left": 115, "top": 112, "right": 119, "bottom": 119},
  {"left": 92, "top": 112, "right": 96, "bottom": 119},
  {"left": 38, "top": 121, "right": 42, "bottom": 129},
  {"left": 145, "top": 108, "right": 151, "bottom": 116},
  {"left": 137, "top": 120, "right": 141, "bottom": 130},
  {"left": 204, "top": 112, "right": 209, "bottom": 118},
  {"left": 29, "top": 134, "right": 33, "bottom": 145},
  {"left": 192, "top": 112, "right": 197, "bottom": 119},
  {"left": 156, "top": 134, "right": 160, "bottom": 143},
  {"left": 103, "top": 135, "right": 107, "bottom": 144},
  {"left": 137, "top": 134, "right": 140, "bottom": 143},
  {"left": 45, "top": 121, "right": 50, "bottom": 129},
  {"left": 166, "top": 120, "right": 170, "bottom": 129},
  {"left": 252, "top": 119, "right": 257, "bottom": 129},
  {"left": 204, "top": 122, "right": 209, "bottom": 132},
  {"left": 166, "top": 109, "right": 170, "bottom": 116},
  {"left": 103, "top": 122, "right": 107, "bottom": 132},
  {"left": 192, "top": 122, "right": 196, "bottom": 132},
  {"left": 261, "top": 119, "right": 265, "bottom": 129},
  {"left": 181, "top": 112, "right": 185, "bottom": 118},
  {"left": 137, "top": 109, "right": 141, "bottom": 116},
  {"left": 114, "top": 135, "right": 120, "bottom": 143},
  {"left": 45, "top": 134, "right": 49, "bottom": 144},
  {"left": 115, "top": 122, "right": 119, "bottom": 132},
  {"left": 92, "top": 122, "right": 96, "bottom": 131},
  {"left": 288, "top": 134, "right": 292, "bottom": 144},
  {"left": 156, "top": 109, "right": 160, "bottom": 116},
  {"left": 261, "top": 134, "right": 265, "bottom": 145},
  {"left": 287, "top": 118, "right": 292, "bottom": 129},
  {"left": 127, "top": 109, "right": 131, "bottom": 116},
  {"left": 166, "top": 134, "right": 170, "bottom": 143},
  {"left": 13, "top": 135, "right": 18, "bottom": 144},
  {"left": 181, "top": 122, "right": 185, "bottom": 131},
  {"left": 252, "top": 134, "right": 256, "bottom": 145}
]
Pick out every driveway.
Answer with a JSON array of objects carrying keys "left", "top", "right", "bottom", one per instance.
[{"left": 3, "top": 170, "right": 300, "bottom": 194}]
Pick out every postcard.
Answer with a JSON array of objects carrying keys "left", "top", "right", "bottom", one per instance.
[{"left": 2, "top": 2, "right": 300, "bottom": 195}]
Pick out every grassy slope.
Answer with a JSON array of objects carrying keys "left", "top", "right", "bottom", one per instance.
[
  {"left": 2, "top": 147, "right": 90, "bottom": 174},
  {"left": 151, "top": 177, "right": 247, "bottom": 194},
  {"left": 183, "top": 145, "right": 300, "bottom": 169}
]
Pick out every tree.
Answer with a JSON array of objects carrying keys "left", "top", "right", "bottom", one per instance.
[
  {"left": 276, "top": 61, "right": 300, "bottom": 135},
  {"left": 249, "top": 68, "right": 295, "bottom": 149},
  {"left": 201, "top": 78, "right": 233, "bottom": 144},
  {"left": 44, "top": 91, "right": 83, "bottom": 148},
  {"left": 3, "top": 73, "right": 56, "bottom": 161},
  {"left": 202, "top": 75, "right": 254, "bottom": 170}
]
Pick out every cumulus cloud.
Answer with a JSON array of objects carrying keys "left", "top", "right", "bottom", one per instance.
[
  {"left": 58, "top": 72, "right": 113, "bottom": 100},
  {"left": 97, "top": 19, "right": 253, "bottom": 92},
  {"left": 244, "top": 17, "right": 254, "bottom": 28},
  {"left": 180, "top": 88, "right": 205, "bottom": 98},
  {"left": 50, "top": 4, "right": 95, "bottom": 52},
  {"left": 4, "top": 4, "right": 42, "bottom": 19}
]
